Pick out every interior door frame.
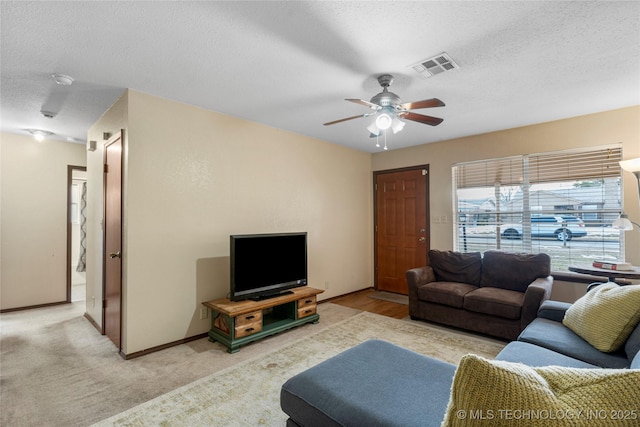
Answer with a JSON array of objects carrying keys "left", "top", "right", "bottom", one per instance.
[
  {"left": 66, "top": 165, "right": 87, "bottom": 302},
  {"left": 373, "top": 165, "right": 430, "bottom": 290}
]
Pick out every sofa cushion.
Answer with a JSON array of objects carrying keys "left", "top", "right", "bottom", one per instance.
[
  {"left": 480, "top": 250, "right": 550, "bottom": 292},
  {"left": 496, "top": 341, "right": 598, "bottom": 368},
  {"left": 428, "top": 250, "right": 482, "bottom": 287},
  {"left": 442, "top": 354, "right": 640, "bottom": 427},
  {"left": 563, "top": 283, "right": 640, "bottom": 352},
  {"left": 280, "top": 340, "right": 455, "bottom": 427},
  {"left": 518, "top": 318, "right": 630, "bottom": 368},
  {"left": 463, "top": 287, "right": 524, "bottom": 319},
  {"left": 418, "top": 282, "right": 478, "bottom": 308}
]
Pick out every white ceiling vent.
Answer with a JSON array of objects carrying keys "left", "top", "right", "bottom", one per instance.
[{"left": 409, "top": 52, "right": 459, "bottom": 79}]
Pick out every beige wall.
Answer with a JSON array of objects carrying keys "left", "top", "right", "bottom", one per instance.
[
  {"left": 85, "top": 90, "right": 129, "bottom": 328},
  {"left": 0, "top": 133, "right": 86, "bottom": 310},
  {"left": 372, "top": 106, "right": 640, "bottom": 300},
  {"left": 88, "top": 90, "right": 373, "bottom": 354}
]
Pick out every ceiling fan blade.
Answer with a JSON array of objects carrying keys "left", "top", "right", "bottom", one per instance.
[
  {"left": 399, "top": 98, "right": 445, "bottom": 110},
  {"left": 346, "top": 99, "right": 380, "bottom": 109},
  {"left": 400, "top": 111, "right": 444, "bottom": 126},
  {"left": 323, "top": 114, "right": 366, "bottom": 126}
]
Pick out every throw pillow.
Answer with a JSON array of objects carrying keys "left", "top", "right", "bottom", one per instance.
[
  {"left": 441, "top": 354, "right": 640, "bottom": 427},
  {"left": 563, "top": 283, "right": 640, "bottom": 353}
]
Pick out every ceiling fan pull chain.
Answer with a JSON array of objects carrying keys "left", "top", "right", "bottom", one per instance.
[
  {"left": 375, "top": 133, "right": 380, "bottom": 148},
  {"left": 383, "top": 130, "right": 388, "bottom": 151}
]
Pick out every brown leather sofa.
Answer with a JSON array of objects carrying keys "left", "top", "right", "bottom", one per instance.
[{"left": 406, "top": 250, "right": 553, "bottom": 340}]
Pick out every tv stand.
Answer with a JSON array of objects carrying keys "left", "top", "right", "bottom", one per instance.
[
  {"left": 249, "top": 290, "right": 294, "bottom": 301},
  {"left": 203, "top": 287, "right": 324, "bottom": 353}
]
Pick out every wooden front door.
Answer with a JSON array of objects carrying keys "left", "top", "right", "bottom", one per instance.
[
  {"left": 375, "top": 166, "right": 429, "bottom": 294},
  {"left": 104, "top": 131, "right": 123, "bottom": 349}
]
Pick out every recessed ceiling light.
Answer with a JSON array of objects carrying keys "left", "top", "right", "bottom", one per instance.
[
  {"left": 26, "top": 129, "right": 54, "bottom": 142},
  {"left": 51, "top": 74, "right": 74, "bottom": 86}
]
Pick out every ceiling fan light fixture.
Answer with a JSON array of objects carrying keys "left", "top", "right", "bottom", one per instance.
[
  {"left": 375, "top": 113, "right": 392, "bottom": 130},
  {"left": 367, "top": 122, "right": 381, "bottom": 136},
  {"left": 391, "top": 117, "right": 405, "bottom": 134}
]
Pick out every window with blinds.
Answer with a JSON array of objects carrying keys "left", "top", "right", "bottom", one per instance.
[{"left": 453, "top": 146, "right": 624, "bottom": 272}]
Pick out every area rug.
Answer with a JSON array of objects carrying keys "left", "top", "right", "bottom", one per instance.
[
  {"left": 368, "top": 290, "right": 409, "bottom": 305},
  {"left": 92, "top": 312, "right": 505, "bottom": 427}
]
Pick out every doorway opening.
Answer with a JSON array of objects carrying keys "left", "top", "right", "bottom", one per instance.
[{"left": 67, "top": 165, "right": 87, "bottom": 303}]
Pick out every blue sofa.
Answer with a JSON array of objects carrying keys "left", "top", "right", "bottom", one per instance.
[{"left": 280, "top": 300, "right": 640, "bottom": 426}]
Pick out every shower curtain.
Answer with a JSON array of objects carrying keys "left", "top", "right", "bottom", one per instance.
[{"left": 76, "top": 182, "right": 87, "bottom": 272}]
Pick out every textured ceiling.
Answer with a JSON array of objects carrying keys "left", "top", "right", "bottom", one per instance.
[{"left": 1, "top": 1, "right": 639, "bottom": 153}]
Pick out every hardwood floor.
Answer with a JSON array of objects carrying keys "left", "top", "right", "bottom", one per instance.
[{"left": 325, "top": 288, "right": 409, "bottom": 319}]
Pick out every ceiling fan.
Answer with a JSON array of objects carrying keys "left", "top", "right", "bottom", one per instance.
[{"left": 323, "top": 74, "right": 445, "bottom": 140}]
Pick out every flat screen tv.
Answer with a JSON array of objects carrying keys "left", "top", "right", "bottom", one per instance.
[{"left": 230, "top": 232, "right": 307, "bottom": 301}]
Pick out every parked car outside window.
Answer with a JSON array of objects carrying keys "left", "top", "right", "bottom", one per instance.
[{"left": 501, "top": 215, "right": 587, "bottom": 241}]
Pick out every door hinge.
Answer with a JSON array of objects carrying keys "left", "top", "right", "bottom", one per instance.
[
  {"left": 104, "top": 164, "right": 109, "bottom": 173},
  {"left": 103, "top": 299, "right": 107, "bottom": 308}
]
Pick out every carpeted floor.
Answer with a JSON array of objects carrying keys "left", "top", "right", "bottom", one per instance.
[
  {"left": 93, "top": 312, "right": 505, "bottom": 426},
  {"left": 0, "top": 301, "right": 360, "bottom": 427},
  {"left": 1, "top": 300, "right": 505, "bottom": 427}
]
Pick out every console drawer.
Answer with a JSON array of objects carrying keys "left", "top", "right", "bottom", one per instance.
[
  {"left": 298, "top": 296, "right": 316, "bottom": 309},
  {"left": 235, "top": 321, "right": 262, "bottom": 338},
  {"left": 236, "top": 310, "right": 262, "bottom": 326},
  {"left": 298, "top": 304, "right": 316, "bottom": 319}
]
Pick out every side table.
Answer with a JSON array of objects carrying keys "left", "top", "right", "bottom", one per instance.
[{"left": 568, "top": 264, "right": 640, "bottom": 291}]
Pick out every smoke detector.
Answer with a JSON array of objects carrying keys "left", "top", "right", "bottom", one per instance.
[
  {"left": 51, "top": 73, "right": 74, "bottom": 86},
  {"left": 409, "top": 52, "right": 459, "bottom": 79}
]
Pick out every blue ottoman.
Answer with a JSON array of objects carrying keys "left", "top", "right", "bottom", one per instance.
[{"left": 280, "top": 339, "right": 456, "bottom": 427}]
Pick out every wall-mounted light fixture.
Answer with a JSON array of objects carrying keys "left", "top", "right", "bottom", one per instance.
[{"left": 87, "top": 140, "right": 97, "bottom": 152}]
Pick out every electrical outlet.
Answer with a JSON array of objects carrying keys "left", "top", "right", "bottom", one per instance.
[
  {"left": 199, "top": 307, "right": 208, "bottom": 320},
  {"left": 440, "top": 215, "right": 447, "bottom": 224}
]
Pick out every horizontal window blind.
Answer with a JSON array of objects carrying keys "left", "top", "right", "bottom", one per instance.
[
  {"left": 455, "top": 156, "right": 523, "bottom": 189},
  {"left": 529, "top": 147, "right": 622, "bottom": 183},
  {"left": 453, "top": 146, "right": 624, "bottom": 272}
]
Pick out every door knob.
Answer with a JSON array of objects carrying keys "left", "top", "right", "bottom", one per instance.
[
  {"left": 109, "top": 251, "right": 121, "bottom": 259},
  {"left": 418, "top": 237, "right": 426, "bottom": 242},
  {"left": 419, "top": 228, "right": 426, "bottom": 233}
]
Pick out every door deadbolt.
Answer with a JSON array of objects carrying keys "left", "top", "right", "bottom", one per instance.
[
  {"left": 418, "top": 237, "right": 426, "bottom": 242},
  {"left": 109, "top": 251, "right": 121, "bottom": 259}
]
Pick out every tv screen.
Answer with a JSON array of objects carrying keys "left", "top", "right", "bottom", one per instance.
[{"left": 230, "top": 232, "right": 307, "bottom": 301}]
